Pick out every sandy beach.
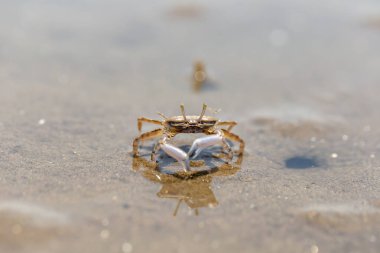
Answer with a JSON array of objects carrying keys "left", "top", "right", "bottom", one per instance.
[{"left": 0, "top": 0, "right": 380, "bottom": 252}]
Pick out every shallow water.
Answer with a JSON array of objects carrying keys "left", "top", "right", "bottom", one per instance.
[{"left": 1, "top": 0, "right": 380, "bottom": 252}]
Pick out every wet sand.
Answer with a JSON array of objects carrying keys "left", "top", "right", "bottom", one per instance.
[{"left": 0, "top": 0, "right": 380, "bottom": 252}]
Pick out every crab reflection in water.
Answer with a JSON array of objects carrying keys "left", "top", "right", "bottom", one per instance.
[{"left": 132, "top": 154, "right": 243, "bottom": 216}]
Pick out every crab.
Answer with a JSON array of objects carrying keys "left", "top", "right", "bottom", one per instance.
[
  {"left": 193, "top": 61, "right": 207, "bottom": 92},
  {"left": 132, "top": 104, "right": 244, "bottom": 171}
]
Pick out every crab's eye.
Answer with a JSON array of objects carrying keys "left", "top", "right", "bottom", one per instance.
[
  {"left": 168, "top": 122, "right": 184, "bottom": 127},
  {"left": 199, "top": 120, "right": 216, "bottom": 126}
]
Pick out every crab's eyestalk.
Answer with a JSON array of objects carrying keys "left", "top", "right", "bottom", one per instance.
[
  {"left": 180, "top": 104, "right": 188, "bottom": 121},
  {"left": 198, "top": 103, "right": 207, "bottom": 121}
]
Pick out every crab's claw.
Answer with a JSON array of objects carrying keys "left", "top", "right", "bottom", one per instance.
[
  {"left": 188, "top": 131, "right": 233, "bottom": 161},
  {"left": 159, "top": 142, "right": 191, "bottom": 171}
]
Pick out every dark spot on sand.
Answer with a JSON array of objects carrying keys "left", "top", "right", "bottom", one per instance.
[
  {"left": 285, "top": 156, "right": 318, "bottom": 169},
  {"left": 9, "top": 145, "right": 22, "bottom": 154}
]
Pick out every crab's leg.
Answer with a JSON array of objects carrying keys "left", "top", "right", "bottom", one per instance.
[
  {"left": 152, "top": 138, "right": 191, "bottom": 171},
  {"left": 220, "top": 129, "right": 245, "bottom": 156},
  {"left": 151, "top": 141, "right": 161, "bottom": 162},
  {"left": 188, "top": 131, "right": 233, "bottom": 160},
  {"left": 133, "top": 128, "right": 163, "bottom": 157},
  {"left": 137, "top": 117, "right": 163, "bottom": 132},
  {"left": 216, "top": 121, "right": 237, "bottom": 131}
]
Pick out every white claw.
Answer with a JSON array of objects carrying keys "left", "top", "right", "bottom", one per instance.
[
  {"left": 189, "top": 133, "right": 223, "bottom": 158},
  {"left": 160, "top": 142, "right": 191, "bottom": 171}
]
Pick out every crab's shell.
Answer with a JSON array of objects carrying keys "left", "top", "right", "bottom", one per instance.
[{"left": 165, "top": 115, "right": 218, "bottom": 133}]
